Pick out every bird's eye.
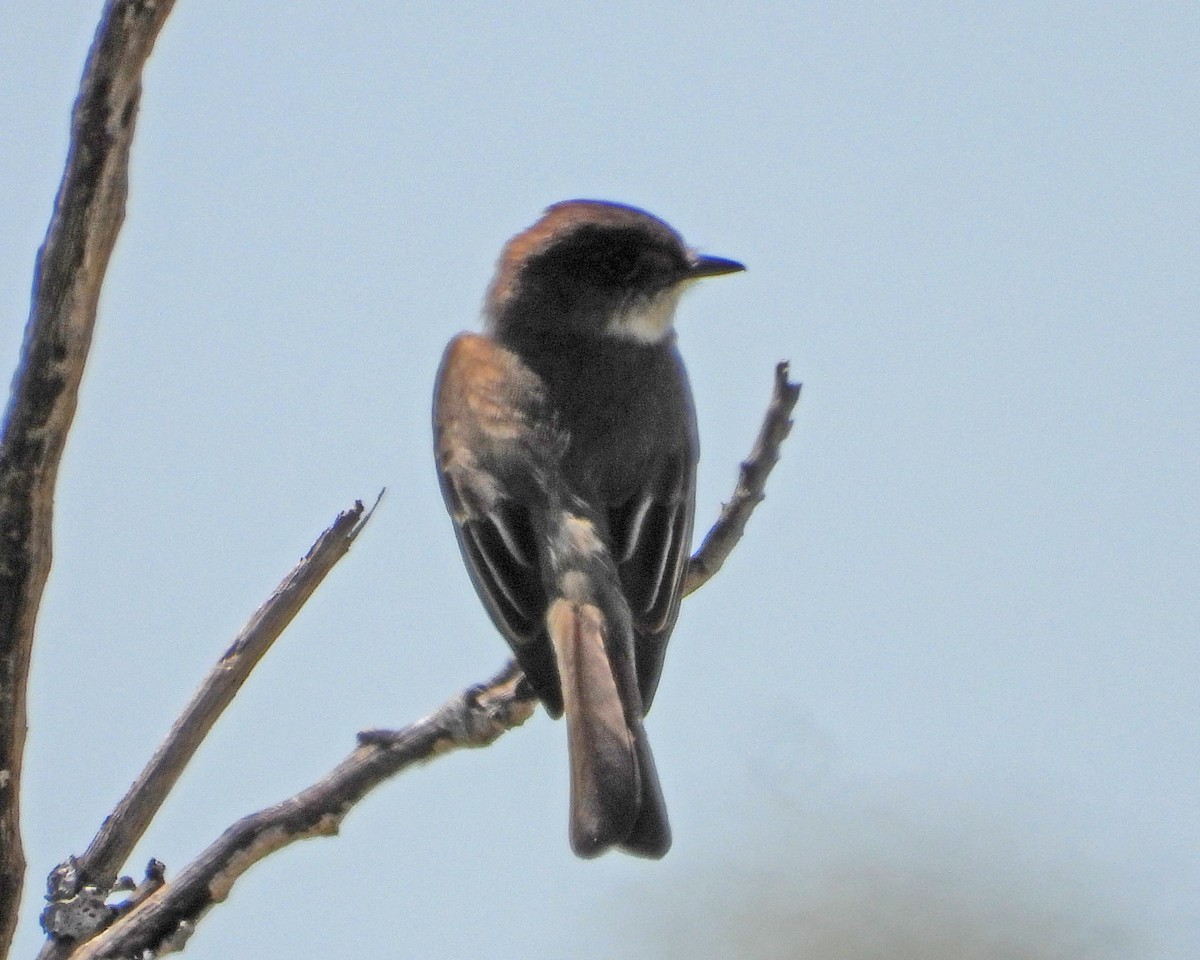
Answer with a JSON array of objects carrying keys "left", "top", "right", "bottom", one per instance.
[
  {"left": 609, "top": 250, "right": 643, "bottom": 284},
  {"left": 559, "top": 228, "right": 673, "bottom": 288},
  {"left": 602, "top": 247, "right": 671, "bottom": 287}
]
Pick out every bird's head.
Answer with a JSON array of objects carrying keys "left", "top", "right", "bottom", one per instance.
[{"left": 485, "top": 200, "right": 744, "bottom": 346}]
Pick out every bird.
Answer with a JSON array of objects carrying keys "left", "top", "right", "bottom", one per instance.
[{"left": 433, "top": 200, "right": 744, "bottom": 858}]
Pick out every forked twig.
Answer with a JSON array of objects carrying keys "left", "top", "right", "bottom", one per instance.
[
  {"left": 36, "top": 499, "right": 378, "bottom": 960},
  {"left": 49, "top": 362, "right": 800, "bottom": 959},
  {"left": 67, "top": 664, "right": 534, "bottom": 960}
]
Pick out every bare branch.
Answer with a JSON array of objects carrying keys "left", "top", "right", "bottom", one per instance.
[
  {"left": 36, "top": 498, "right": 377, "bottom": 960},
  {"left": 85, "top": 499, "right": 375, "bottom": 890},
  {"left": 47, "top": 361, "right": 799, "bottom": 959},
  {"left": 68, "top": 664, "right": 535, "bottom": 960},
  {"left": 0, "top": 2, "right": 177, "bottom": 953},
  {"left": 684, "top": 361, "right": 802, "bottom": 595}
]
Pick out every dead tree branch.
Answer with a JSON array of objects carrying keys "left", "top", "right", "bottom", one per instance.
[
  {"left": 67, "top": 664, "right": 534, "bottom": 960},
  {"left": 48, "top": 363, "right": 800, "bottom": 960},
  {"left": 73, "top": 498, "right": 375, "bottom": 896},
  {"left": 36, "top": 499, "right": 378, "bottom": 960},
  {"left": 0, "top": 2, "right": 177, "bottom": 954}
]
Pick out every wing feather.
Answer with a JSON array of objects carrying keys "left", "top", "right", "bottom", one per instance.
[
  {"left": 611, "top": 450, "right": 695, "bottom": 709},
  {"left": 434, "top": 334, "right": 563, "bottom": 706}
]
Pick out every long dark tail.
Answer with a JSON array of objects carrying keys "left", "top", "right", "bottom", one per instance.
[{"left": 542, "top": 513, "right": 670, "bottom": 859}]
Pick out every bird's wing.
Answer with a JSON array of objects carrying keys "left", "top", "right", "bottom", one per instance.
[
  {"left": 433, "top": 334, "right": 562, "bottom": 706},
  {"left": 609, "top": 441, "right": 696, "bottom": 712}
]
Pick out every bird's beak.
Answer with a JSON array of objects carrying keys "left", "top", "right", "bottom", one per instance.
[{"left": 687, "top": 254, "right": 746, "bottom": 279}]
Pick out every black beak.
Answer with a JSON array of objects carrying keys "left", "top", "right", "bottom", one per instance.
[{"left": 687, "top": 254, "right": 746, "bottom": 279}]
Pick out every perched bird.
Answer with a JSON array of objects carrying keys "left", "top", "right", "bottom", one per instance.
[{"left": 433, "top": 200, "right": 744, "bottom": 858}]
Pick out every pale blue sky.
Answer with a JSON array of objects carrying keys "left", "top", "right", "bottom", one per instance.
[{"left": 2, "top": 3, "right": 1197, "bottom": 958}]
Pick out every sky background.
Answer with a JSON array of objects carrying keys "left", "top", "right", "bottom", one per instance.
[{"left": 2, "top": 2, "right": 1197, "bottom": 958}]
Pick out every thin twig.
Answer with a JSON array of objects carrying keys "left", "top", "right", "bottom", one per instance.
[
  {"left": 685, "top": 361, "right": 802, "bottom": 595},
  {"left": 50, "top": 361, "right": 800, "bottom": 959},
  {"left": 0, "top": 2, "right": 177, "bottom": 954},
  {"left": 36, "top": 498, "right": 378, "bottom": 960}
]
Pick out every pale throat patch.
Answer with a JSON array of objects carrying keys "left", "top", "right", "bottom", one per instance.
[{"left": 606, "top": 285, "right": 686, "bottom": 344}]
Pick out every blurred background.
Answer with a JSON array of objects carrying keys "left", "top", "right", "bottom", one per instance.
[{"left": 2, "top": 3, "right": 1196, "bottom": 957}]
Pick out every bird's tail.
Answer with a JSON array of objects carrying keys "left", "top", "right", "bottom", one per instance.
[{"left": 542, "top": 513, "right": 670, "bottom": 859}]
